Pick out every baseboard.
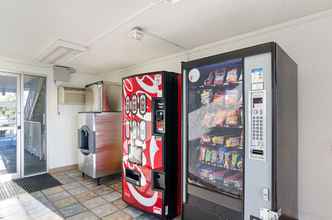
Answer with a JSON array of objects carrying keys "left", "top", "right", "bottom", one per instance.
[{"left": 49, "top": 164, "right": 78, "bottom": 174}]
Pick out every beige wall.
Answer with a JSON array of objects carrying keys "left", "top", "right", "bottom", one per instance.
[{"left": 100, "top": 10, "right": 332, "bottom": 220}]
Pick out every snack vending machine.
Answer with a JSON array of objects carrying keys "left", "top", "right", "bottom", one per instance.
[
  {"left": 182, "top": 43, "right": 298, "bottom": 220},
  {"left": 122, "top": 72, "right": 182, "bottom": 219}
]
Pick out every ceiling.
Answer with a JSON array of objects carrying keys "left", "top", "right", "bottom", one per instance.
[{"left": 0, "top": 0, "right": 332, "bottom": 74}]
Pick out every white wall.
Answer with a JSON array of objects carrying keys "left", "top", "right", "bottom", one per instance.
[
  {"left": 47, "top": 72, "right": 100, "bottom": 169},
  {"left": 100, "top": 10, "right": 332, "bottom": 220}
]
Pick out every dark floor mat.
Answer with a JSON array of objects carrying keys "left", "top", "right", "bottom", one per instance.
[{"left": 13, "top": 173, "right": 62, "bottom": 193}]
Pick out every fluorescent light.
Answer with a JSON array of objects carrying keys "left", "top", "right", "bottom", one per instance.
[{"left": 36, "top": 39, "right": 87, "bottom": 65}]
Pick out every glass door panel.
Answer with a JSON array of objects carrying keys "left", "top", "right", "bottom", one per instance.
[
  {"left": 187, "top": 58, "right": 244, "bottom": 198},
  {"left": 23, "top": 75, "right": 47, "bottom": 176},
  {"left": 0, "top": 73, "right": 19, "bottom": 177}
]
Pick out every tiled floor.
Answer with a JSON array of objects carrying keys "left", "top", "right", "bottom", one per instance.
[{"left": 0, "top": 169, "right": 161, "bottom": 220}]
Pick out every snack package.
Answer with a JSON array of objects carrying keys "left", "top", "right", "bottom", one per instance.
[
  {"left": 238, "top": 72, "right": 243, "bottom": 81},
  {"left": 214, "top": 69, "right": 226, "bottom": 85},
  {"left": 202, "top": 112, "right": 216, "bottom": 128},
  {"left": 224, "top": 152, "right": 232, "bottom": 169},
  {"left": 211, "top": 136, "right": 224, "bottom": 145},
  {"left": 225, "top": 110, "right": 239, "bottom": 127},
  {"left": 236, "top": 155, "right": 243, "bottom": 170},
  {"left": 225, "top": 89, "right": 240, "bottom": 108},
  {"left": 214, "top": 170, "right": 226, "bottom": 184},
  {"left": 226, "top": 67, "right": 239, "bottom": 83},
  {"left": 199, "top": 147, "right": 207, "bottom": 161},
  {"left": 211, "top": 150, "right": 218, "bottom": 164},
  {"left": 224, "top": 173, "right": 242, "bottom": 189},
  {"left": 199, "top": 167, "right": 213, "bottom": 180},
  {"left": 212, "top": 91, "right": 225, "bottom": 105},
  {"left": 201, "top": 89, "right": 213, "bottom": 105},
  {"left": 217, "top": 148, "right": 225, "bottom": 167},
  {"left": 204, "top": 72, "right": 215, "bottom": 86},
  {"left": 214, "top": 110, "right": 227, "bottom": 127},
  {"left": 231, "top": 152, "right": 239, "bottom": 170},
  {"left": 225, "top": 137, "right": 241, "bottom": 148},
  {"left": 200, "top": 135, "right": 211, "bottom": 144},
  {"left": 205, "top": 149, "right": 212, "bottom": 164}
]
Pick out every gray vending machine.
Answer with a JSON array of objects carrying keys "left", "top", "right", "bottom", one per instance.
[{"left": 182, "top": 42, "right": 298, "bottom": 220}]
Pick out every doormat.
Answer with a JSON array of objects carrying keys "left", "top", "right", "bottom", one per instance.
[{"left": 13, "top": 173, "right": 62, "bottom": 193}]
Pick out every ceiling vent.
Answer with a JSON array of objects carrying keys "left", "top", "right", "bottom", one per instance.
[{"left": 37, "top": 39, "right": 87, "bottom": 65}]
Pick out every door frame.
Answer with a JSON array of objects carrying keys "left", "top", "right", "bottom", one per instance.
[
  {"left": 21, "top": 73, "right": 48, "bottom": 178},
  {"left": 0, "top": 69, "right": 48, "bottom": 179}
]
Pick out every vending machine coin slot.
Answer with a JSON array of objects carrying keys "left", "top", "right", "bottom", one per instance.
[{"left": 153, "top": 98, "right": 166, "bottom": 135}]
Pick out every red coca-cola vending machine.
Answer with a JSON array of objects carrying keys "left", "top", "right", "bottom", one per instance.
[{"left": 122, "top": 71, "right": 182, "bottom": 218}]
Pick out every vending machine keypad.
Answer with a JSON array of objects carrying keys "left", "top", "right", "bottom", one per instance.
[{"left": 250, "top": 91, "right": 266, "bottom": 161}]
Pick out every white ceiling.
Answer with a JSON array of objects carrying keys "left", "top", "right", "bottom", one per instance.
[{"left": 0, "top": 0, "right": 332, "bottom": 74}]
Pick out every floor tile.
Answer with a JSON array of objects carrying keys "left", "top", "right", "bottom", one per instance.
[
  {"left": 42, "top": 186, "right": 64, "bottom": 196},
  {"left": 123, "top": 206, "right": 143, "bottom": 218},
  {"left": 30, "top": 191, "right": 44, "bottom": 199},
  {"left": 62, "top": 182, "right": 83, "bottom": 191},
  {"left": 82, "top": 196, "right": 108, "bottom": 209},
  {"left": 91, "top": 203, "right": 118, "bottom": 218},
  {"left": 112, "top": 198, "right": 127, "bottom": 209},
  {"left": 53, "top": 196, "right": 78, "bottom": 209},
  {"left": 92, "top": 185, "right": 113, "bottom": 196},
  {"left": 70, "top": 176, "right": 85, "bottom": 182},
  {"left": 46, "top": 191, "right": 71, "bottom": 202},
  {"left": 102, "top": 211, "right": 132, "bottom": 220},
  {"left": 65, "top": 211, "right": 99, "bottom": 220},
  {"left": 43, "top": 201, "right": 57, "bottom": 211},
  {"left": 67, "top": 186, "right": 89, "bottom": 196},
  {"left": 65, "top": 170, "right": 81, "bottom": 177},
  {"left": 111, "top": 183, "right": 122, "bottom": 193},
  {"left": 59, "top": 203, "right": 86, "bottom": 218},
  {"left": 74, "top": 191, "right": 97, "bottom": 203},
  {"left": 57, "top": 176, "right": 77, "bottom": 184},
  {"left": 102, "top": 192, "right": 121, "bottom": 203},
  {"left": 83, "top": 182, "right": 99, "bottom": 190}
]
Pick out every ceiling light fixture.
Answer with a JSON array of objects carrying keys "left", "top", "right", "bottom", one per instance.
[
  {"left": 128, "top": 26, "right": 187, "bottom": 51},
  {"left": 129, "top": 27, "right": 145, "bottom": 41}
]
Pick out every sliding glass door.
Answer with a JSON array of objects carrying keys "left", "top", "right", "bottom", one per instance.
[
  {"left": 23, "top": 75, "right": 47, "bottom": 176},
  {"left": 0, "top": 72, "right": 21, "bottom": 179},
  {"left": 0, "top": 72, "right": 47, "bottom": 179}
]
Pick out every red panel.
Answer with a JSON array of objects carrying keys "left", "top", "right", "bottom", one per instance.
[{"left": 122, "top": 73, "right": 164, "bottom": 215}]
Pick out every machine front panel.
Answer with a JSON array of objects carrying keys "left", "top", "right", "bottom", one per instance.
[
  {"left": 122, "top": 73, "right": 164, "bottom": 215},
  {"left": 244, "top": 53, "right": 273, "bottom": 220}
]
